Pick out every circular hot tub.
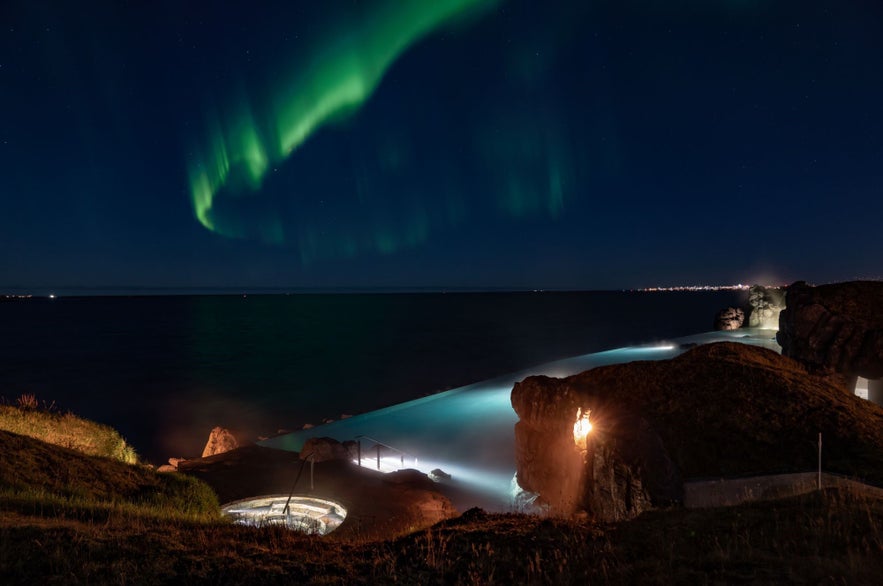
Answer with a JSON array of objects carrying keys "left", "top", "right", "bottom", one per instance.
[{"left": 221, "top": 494, "right": 347, "bottom": 535}]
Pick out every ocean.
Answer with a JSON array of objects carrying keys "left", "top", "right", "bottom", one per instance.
[{"left": 0, "top": 290, "right": 745, "bottom": 462}]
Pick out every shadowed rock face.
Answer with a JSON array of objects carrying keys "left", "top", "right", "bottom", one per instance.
[
  {"left": 777, "top": 281, "right": 883, "bottom": 379},
  {"left": 511, "top": 342, "right": 883, "bottom": 520},
  {"left": 512, "top": 378, "right": 679, "bottom": 521},
  {"left": 715, "top": 307, "right": 745, "bottom": 331}
]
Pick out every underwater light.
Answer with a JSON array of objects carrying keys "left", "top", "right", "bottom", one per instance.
[{"left": 349, "top": 453, "right": 513, "bottom": 496}]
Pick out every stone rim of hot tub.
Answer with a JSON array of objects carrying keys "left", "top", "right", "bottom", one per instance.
[{"left": 221, "top": 493, "right": 347, "bottom": 535}]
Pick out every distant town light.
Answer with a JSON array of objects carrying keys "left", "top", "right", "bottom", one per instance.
[{"left": 635, "top": 284, "right": 752, "bottom": 292}]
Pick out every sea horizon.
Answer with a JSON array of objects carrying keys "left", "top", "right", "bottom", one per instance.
[
  {"left": 1, "top": 290, "right": 747, "bottom": 462},
  {"left": 2, "top": 284, "right": 759, "bottom": 298}
]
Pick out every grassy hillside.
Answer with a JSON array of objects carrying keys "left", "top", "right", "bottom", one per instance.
[
  {"left": 3, "top": 381, "right": 883, "bottom": 583},
  {"left": 0, "top": 428, "right": 219, "bottom": 521},
  {"left": 0, "top": 398, "right": 137, "bottom": 463},
  {"left": 1, "top": 486, "right": 881, "bottom": 584},
  {"left": 1, "top": 415, "right": 882, "bottom": 583}
]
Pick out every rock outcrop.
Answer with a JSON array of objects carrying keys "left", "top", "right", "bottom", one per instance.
[
  {"left": 512, "top": 379, "right": 679, "bottom": 521},
  {"left": 715, "top": 307, "right": 745, "bottom": 330},
  {"left": 381, "top": 469, "right": 457, "bottom": 527},
  {"left": 201, "top": 427, "right": 239, "bottom": 458},
  {"left": 300, "top": 437, "right": 352, "bottom": 462},
  {"left": 511, "top": 342, "right": 883, "bottom": 520},
  {"left": 748, "top": 285, "right": 786, "bottom": 328},
  {"left": 777, "top": 281, "right": 883, "bottom": 380},
  {"left": 429, "top": 468, "right": 452, "bottom": 482},
  {"left": 156, "top": 457, "right": 186, "bottom": 473}
]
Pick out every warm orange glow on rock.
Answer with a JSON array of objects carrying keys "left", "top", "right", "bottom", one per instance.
[{"left": 573, "top": 407, "right": 592, "bottom": 451}]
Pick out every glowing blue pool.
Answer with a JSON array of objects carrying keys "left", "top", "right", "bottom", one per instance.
[{"left": 260, "top": 329, "right": 780, "bottom": 511}]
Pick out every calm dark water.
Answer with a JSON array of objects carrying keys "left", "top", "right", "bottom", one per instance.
[{"left": 0, "top": 291, "right": 744, "bottom": 462}]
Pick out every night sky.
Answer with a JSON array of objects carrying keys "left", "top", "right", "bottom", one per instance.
[{"left": 3, "top": 0, "right": 882, "bottom": 291}]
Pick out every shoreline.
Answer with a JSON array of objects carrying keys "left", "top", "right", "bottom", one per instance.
[
  {"left": 2, "top": 290, "right": 750, "bottom": 463},
  {"left": 257, "top": 328, "right": 780, "bottom": 512}
]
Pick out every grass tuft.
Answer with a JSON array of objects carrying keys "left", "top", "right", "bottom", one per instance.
[
  {"left": 15, "top": 394, "right": 38, "bottom": 411},
  {"left": 0, "top": 402, "right": 138, "bottom": 463}
]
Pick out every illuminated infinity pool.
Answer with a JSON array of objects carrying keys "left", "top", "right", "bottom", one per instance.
[
  {"left": 261, "top": 329, "right": 781, "bottom": 511},
  {"left": 222, "top": 495, "right": 347, "bottom": 535}
]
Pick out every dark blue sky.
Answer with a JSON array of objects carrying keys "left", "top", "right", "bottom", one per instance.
[{"left": 2, "top": 0, "right": 882, "bottom": 290}]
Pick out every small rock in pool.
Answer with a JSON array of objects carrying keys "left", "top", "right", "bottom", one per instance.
[{"left": 429, "top": 468, "right": 452, "bottom": 482}]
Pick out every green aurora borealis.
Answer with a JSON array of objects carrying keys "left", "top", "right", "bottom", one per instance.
[
  {"left": 7, "top": 0, "right": 882, "bottom": 287},
  {"left": 188, "top": 0, "right": 526, "bottom": 261}
]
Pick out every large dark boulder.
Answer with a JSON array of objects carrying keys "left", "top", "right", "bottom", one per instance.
[
  {"left": 777, "top": 281, "right": 883, "bottom": 379},
  {"left": 511, "top": 342, "right": 883, "bottom": 520}
]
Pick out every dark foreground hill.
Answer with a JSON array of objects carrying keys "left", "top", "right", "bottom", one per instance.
[{"left": 2, "top": 480, "right": 882, "bottom": 584}]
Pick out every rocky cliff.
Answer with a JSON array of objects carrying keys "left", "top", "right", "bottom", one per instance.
[
  {"left": 511, "top": 342, "right": 883, "bottom": 520},
  {"left": 777, "top": 281, "right": 883, "bottom": 380},
  {"left": 748, "top": 285, "right": 786, "bottom": 328},
  {"left": 512, "top": 378, "right": 678, "bottom": 520}
]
